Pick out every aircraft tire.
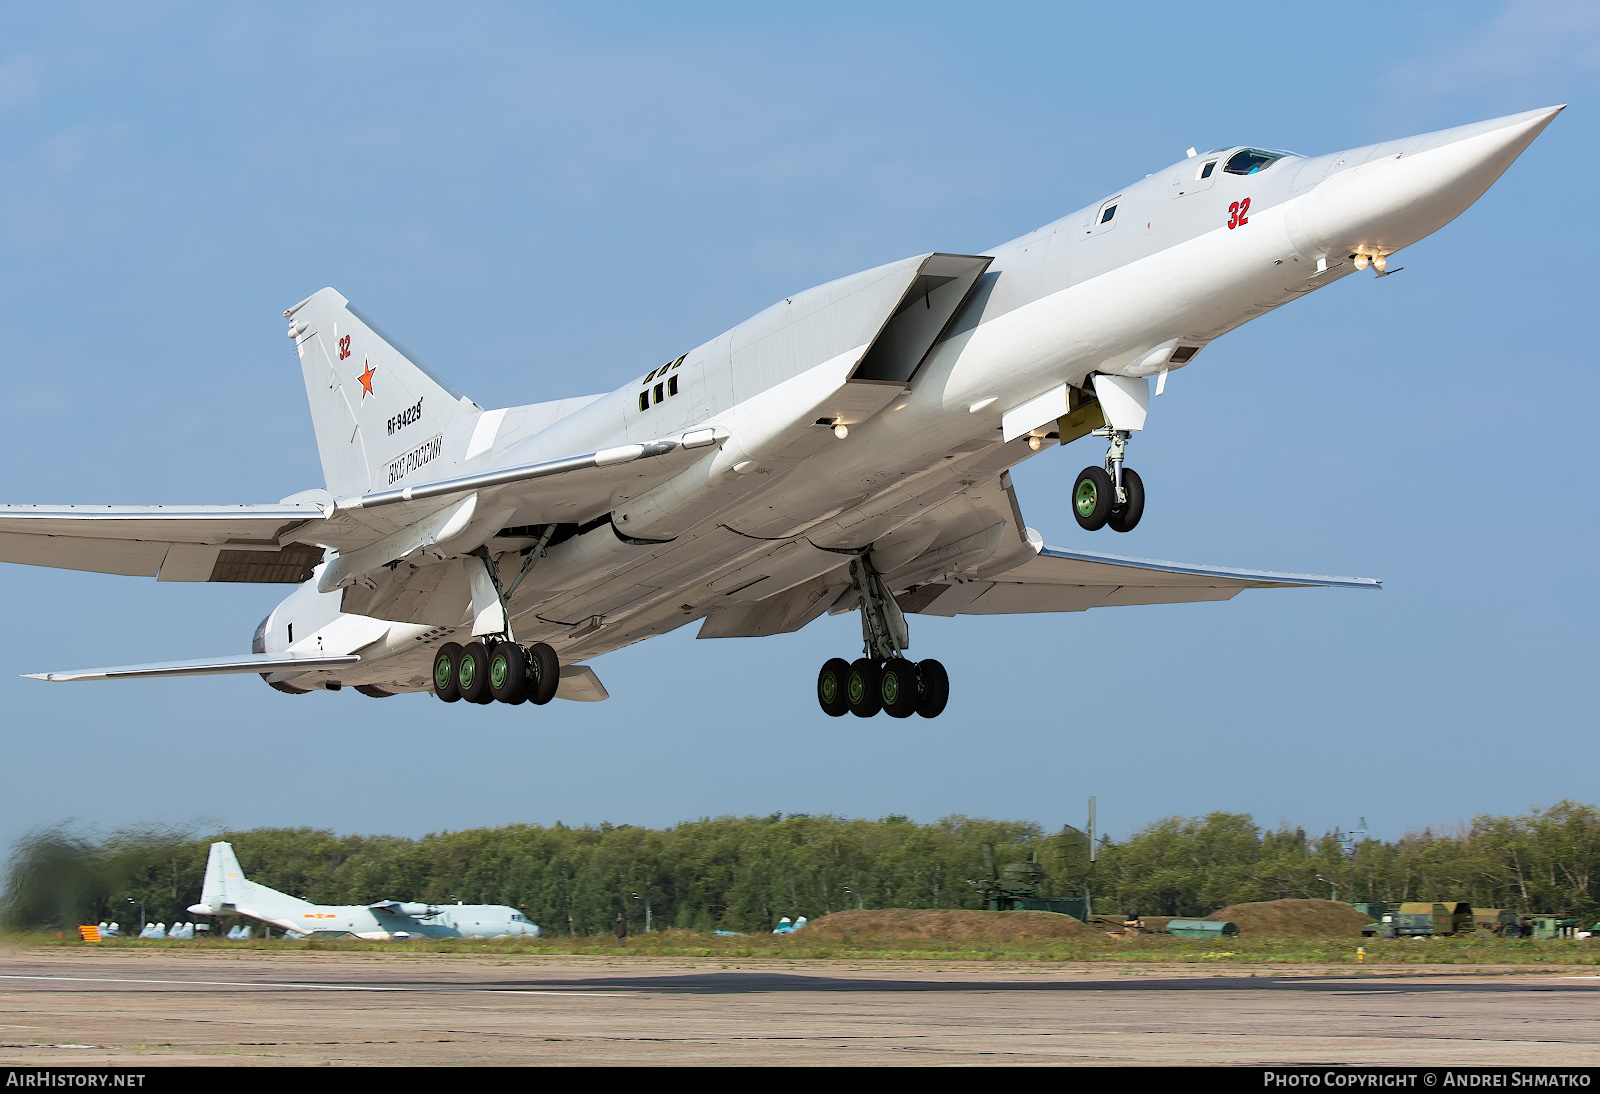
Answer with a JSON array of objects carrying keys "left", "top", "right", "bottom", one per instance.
[
  {"left": 1073, "top": 466, "right": 1115, "bottom": 531},
  {"left": 817, "top": 657, "right": 851, "bottom": 717},
  {"left": 489, "top": 641, "right": 529, "bottom": 705},
  {"left": 880, "top": 658, "right": 919, "bottom": 719},
  {"left": 458, "top": 641, "right": 494, "bottom": 704},
  {"left": 1107, "top": 467, "right": 1145, "bottom": 533},
  {"left": 915, "top": 658, "right": 950, "bottom": 718},
  {"left": 527, "top": 642, "right": 560, "bottom": 705},
  {"left": 433, "top": 643, "right": 464, "bottom": 703},
  {"left": 846, "top": 658, "right": 881, "bottom": 718}
]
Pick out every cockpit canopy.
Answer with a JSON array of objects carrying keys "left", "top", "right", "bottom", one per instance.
[{"left": 1224, "top": 148, "right": 1291, "bottom": 175}]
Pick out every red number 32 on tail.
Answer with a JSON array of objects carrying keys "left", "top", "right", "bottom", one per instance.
[{"left": 1227, "top": 198, "right": 1251, "bottom": 229}]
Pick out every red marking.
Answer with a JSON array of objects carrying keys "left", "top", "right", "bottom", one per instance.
[
  {"left": 339, "top": 335, "right": 352, "bottom": 360},
  {"left": 1227, "top": 197, "right": 1252, "bottom": 230},
  {"left": 357, "top": 360, "right": 376, "bottom": 398}
]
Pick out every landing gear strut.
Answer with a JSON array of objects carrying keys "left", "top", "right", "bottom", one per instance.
[
  {"left": 815, "top": 554, "right": 949, "bottom": 719},
  {"left": 1075, "top": 427, "right": 1144, "bottom": 533}
]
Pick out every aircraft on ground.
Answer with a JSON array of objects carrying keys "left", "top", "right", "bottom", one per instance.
[
  {"left": 1, "top": 108, "right": 1561, "bottom": 717},
  {"left": 186, "top": 842, "right": 541, "bottom": 940}
]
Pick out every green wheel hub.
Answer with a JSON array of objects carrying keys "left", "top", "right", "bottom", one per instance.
[
  {"left": 1074, "top": 477, "right": 1100, "bottom": 518},
  {"left": 458, "top": 656, "right": 476, "bottom": 690},
  {"left": 847, "top": 671, "right": 866, "bottom": 704},
  {"left": 881, "top": 671, "right": 901, "bottom": 704},
  {"left": 433, "top": 657, "right": 454, "bottom": 692},
  {"left": 489, "top": 652, "right": 509, "bottom": 690},
  {"left": 820, "top": 672, "right": 839, "bottom": 704}
]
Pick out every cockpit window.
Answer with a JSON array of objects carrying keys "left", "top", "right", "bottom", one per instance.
[
  {"left": 1224, "top": 148, "right": 1288, "bottom": 175},
  {"left": 1099, "top": 202, "right": 1117, "bottom": 224},
  {"left": 1199, "top": 160, "right": 1216, "bottom": 179}
]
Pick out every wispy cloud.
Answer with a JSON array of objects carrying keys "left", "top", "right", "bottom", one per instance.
[
  {"left": 0, "top": 53, "right": 38, "bottom": 114},
  {"left": 1384, "top": 0, "right": 1600, "bottom": 104}
]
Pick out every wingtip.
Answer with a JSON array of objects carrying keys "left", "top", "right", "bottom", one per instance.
[{"left": 21, "top": 673, "right": 52, "bottom": 681}]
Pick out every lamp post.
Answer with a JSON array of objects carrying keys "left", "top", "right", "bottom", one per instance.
[
  {"left": 843, "top": 886, "right": 863, "bottom": 911},
  {"left": 631, "top": 892, "right": 651, "bottom": 933},
  {"left": 127, "top": 897, "right": 144, "bottom": 932},
  {"left": 1316, "top": 873, "right": 1338, "bottom": 903}
]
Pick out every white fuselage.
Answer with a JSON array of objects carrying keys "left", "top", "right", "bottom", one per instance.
[{"left": 255, "top": 109, "right": 1557, "bottom": 695}]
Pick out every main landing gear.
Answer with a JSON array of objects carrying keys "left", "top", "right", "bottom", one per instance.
[
  {"left": 1073, "top": 427, "right": 1144, "bottom": 532},
  {"left": 816, "top": 555, "right": 950, "bottom": 719},
  {"left": 433, "top": 539, "right": 562, "bottom": 706},
  {"left": 432, "top": 640, "right": 560, "bottom": 706}
]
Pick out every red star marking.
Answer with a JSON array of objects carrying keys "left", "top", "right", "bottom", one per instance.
[{"left": 357, "top": 360, "right": 376, "bottom": 398}]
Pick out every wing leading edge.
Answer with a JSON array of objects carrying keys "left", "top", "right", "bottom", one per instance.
[
  {"left": 24, "top": 653, "right": 360, "bottom": 682},
  {"left": 903, "top": 544, "right": 1379, "bottom": 617}
]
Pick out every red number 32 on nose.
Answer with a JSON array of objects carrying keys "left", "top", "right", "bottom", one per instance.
[{"left": 1227, "top": 198, "right": 1251, "bottom": 229}]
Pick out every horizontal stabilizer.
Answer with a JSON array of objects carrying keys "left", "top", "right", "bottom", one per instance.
[{"left": 24, "top": 652, "right": 360, "bottom": 682}]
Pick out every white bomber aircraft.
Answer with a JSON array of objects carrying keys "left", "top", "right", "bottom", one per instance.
[
  {"left": 3, "top": 107, "right": 1561, "bottom": 717},
  {"left": 188, "top": 842, "right": 540, "bottom": 940}
]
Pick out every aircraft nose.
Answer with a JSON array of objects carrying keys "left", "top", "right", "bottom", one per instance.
[{"left": 1290, "top": 105, "right": 1563, "bottom": 260}]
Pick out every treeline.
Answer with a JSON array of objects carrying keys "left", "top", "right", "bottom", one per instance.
[{"left": 4, "top": 801, "right": 1598, "bottom": 933}]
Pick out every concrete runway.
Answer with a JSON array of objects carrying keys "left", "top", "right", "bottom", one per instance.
[{"left": 1, "top": 949, "right": 1598, "bottom": 1066}]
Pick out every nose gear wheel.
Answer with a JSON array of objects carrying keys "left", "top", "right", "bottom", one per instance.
[
  {"left": 1073, "top": 466, "right": 1115, "bottom": 530},
  {"left": 1107, "top": 467, "right": 1144, "bottom": 533}
]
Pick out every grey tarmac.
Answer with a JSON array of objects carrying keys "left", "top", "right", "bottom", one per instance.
[{"left": 1, "top": 949, "right": 1598, "bottom": 1066}]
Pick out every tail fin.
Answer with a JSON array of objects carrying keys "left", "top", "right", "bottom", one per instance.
[
  {"left": 285, "top": 288, "right": 479, "bottom": 498},
  {"left": 198, "top": 841, "right": 314, "bottom": 920},
  {"left": 199, "top": 841, "right": 241, "bottom": 910}
]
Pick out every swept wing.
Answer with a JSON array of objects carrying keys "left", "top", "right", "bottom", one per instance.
[
  {"left": 24, "top": 653, "right": 360, "bottom": 682},
  {"left": 905, "top": 545, "right": 1378, "bottom": 616},
  {"left": 0, "top": 504, "right": 326, "bottom": 582}
]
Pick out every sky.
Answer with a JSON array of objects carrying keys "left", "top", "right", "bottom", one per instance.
[{"left": 0, "top": 1, "right": 1595, "bottom": 856}]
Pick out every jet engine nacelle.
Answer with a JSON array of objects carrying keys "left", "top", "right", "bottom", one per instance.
[{"left": 370, "top": 900, "right": 441, "bottom": 918}]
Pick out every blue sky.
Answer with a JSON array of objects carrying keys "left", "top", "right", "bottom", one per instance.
[{"left": 0, "top": 1, "right": 1595, "bottom": 855}]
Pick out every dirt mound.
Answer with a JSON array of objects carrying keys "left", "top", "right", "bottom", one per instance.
[
  {"left": 1205, "top": 899, "right": 1375, "bottom": 938},
  {"left": 802, "top": 909, "right": 1085, "bottom": 942}
]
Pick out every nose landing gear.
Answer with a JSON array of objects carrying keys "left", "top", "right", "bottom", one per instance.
[
  {"left": 1074, "top": 428, "right": 1144, "bottom": 532},
  {"left": 815, "top": 554, "right": 950, "bottom": 719}
]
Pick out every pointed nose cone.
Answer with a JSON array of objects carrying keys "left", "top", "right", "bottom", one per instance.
[{"left": 1291, "top": 106, "right": 1564, "bottom": 258}]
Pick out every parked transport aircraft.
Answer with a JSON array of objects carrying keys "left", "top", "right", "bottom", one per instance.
[
  {"left": 1, "top": 108, "right": 1560, "bottom": 716},
  {"left": 187, "top": 842, "right": 540, "bottom": 940}
]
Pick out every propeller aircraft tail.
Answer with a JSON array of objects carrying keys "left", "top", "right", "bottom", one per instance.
[{"left": 190, "top": 841, "right": 315, "bottom": 924}]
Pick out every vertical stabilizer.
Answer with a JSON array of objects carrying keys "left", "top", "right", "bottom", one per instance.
[
  {"left": 285, "top": 288, "right": 479, "bottom": 498},
  {"left": 196, "top": 841, "right": 315, "bottom": 925},
  {"left": 199, "top": 841, "right": 242, "bottom": 911}
]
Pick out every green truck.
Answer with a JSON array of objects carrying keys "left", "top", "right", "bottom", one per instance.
[{"left": 1362, "top": 901, "right": 1474, "bottom": 938}]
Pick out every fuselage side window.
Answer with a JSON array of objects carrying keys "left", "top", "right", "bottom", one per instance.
[
  {"left": 1224, "top": 148, "right": 1288, "bottom": 175},
  {"left": 1100, "top": 202, "right": 1118, "bottom": 224},
  {"left": 1199, "top": 160, "right": 1216, "bottom": 179},
  {"left": 667, "top": 374, "right": 679, "bottom": 397},
  {"left": 638, "top": 391, "right": 649, "bottom": 412}
]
